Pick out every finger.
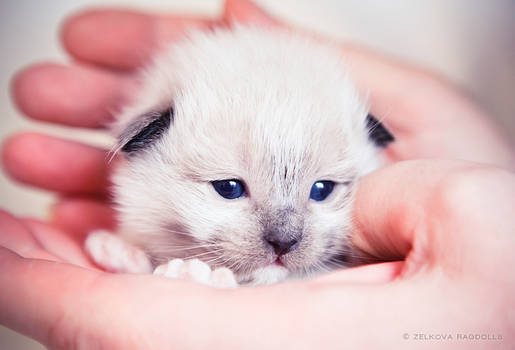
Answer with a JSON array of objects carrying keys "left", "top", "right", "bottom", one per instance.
[
  {"left": 0, "top": 248, "right": 105, "bottom": 347},
  {"left": 212, "top": 275, "right": 479, "bottom": 349},
  {"left": 61, "top": 9, "right": 214, "bottom": 70},
  {"left": 0, "top": 210, "right": 60, "bottom": 261},
  {"left": 340, "top": 44, "right": 515, "bottom": 167},
  {"left": 22, "top": 219, "right": 96, "bottom": 268},
  {"left": 0, "top": 247, "right": 215, "bottom": 349},
  {"left": 223, "top": 0, "right": 280, "bottom": 26},
  {"left": 351, "top": 160, "right": 477, "bottom": 261},
  {"left": 11, "top": 63, "right": 129, "bottom": 128},
  {"left": 311, "top": 261, "right": 403, "bottom": 285},
  {"left": 50, "top": 198, "right": 116, "bottom": 243},
  {"left": 60, "top": 1, "right": 276, "bottom": 71},
  {"left": 340, "top": 44, "right": 490, "bottom": 134},
  {"left": 2, "top": 132, "right": 111, "bottom": 196}
]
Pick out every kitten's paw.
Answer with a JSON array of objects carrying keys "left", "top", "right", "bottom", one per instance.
[
  {"left": 85, "top": 230, "right": 152, "bottom": 274},
  {"left": 153, "top": 259, "right": 238, "bottom": 288}
]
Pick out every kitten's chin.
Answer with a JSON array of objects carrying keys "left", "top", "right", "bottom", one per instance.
[{"left": 249, "top": 264, "right": 290, "bottom": 285}]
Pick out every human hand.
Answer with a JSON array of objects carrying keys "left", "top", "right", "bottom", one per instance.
[{"left": 1, "top": 160, "right": 514, "bottom": 349}]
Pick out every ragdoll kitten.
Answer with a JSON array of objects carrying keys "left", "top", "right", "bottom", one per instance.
[{"left": 85, "top": 25, "right": 394, "bottom": 287}]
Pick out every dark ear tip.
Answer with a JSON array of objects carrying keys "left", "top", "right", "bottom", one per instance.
[
  {"left": 366, "top": 113, "right": 395, "bottom": 148},
  {"left": 120, "top": 108, "right": 173, "bottom": 154}
]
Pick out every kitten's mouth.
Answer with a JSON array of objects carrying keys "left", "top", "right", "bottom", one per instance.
[{"left": 273, "top": 257, "right": 285, "bottom": 267}]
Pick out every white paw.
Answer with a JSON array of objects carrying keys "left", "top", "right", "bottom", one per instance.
[
  {"left": 85, "top": 230, "right": 152, "bottom": 274},
  {"left": 153, "top": 259, "right": 238, "bottom": 288}
]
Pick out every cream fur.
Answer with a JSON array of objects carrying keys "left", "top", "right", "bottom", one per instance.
[{"left": 98, "top": 25, "right": 381, "bottom": 285}]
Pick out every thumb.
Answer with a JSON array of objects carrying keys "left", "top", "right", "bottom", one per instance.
[
  {"left": 223, "top": 0, "right": 281, "bottom": 27},
  {"left": 351, "top": 160, "right": 476, "bottom": 262}
]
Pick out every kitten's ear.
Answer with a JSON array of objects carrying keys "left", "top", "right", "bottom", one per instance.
[
  {"left": 118, "top": 108, "right": 173, "bottom": 154},
  {"left": 365, "top": 114, "right": 394, "bottom": 148}
]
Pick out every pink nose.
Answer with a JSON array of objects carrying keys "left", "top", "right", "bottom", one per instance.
[{"left": 265, "top": 236, "right": 300, "bottom": 256}]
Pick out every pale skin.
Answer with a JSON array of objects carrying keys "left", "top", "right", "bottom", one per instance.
[{"left": 1, "top": 0, "right": 515, "bottom": 349}]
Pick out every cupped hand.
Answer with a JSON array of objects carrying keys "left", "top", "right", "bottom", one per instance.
[{"left": 1, "top": 160, "right": 514, "bottom": 349}]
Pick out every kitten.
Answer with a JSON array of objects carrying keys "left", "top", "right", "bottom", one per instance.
[{"left": 85, "top": 25, "right": 393, "bottom": 287}]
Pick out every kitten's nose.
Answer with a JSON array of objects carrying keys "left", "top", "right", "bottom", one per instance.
[{"left": 264, "top": 233, "right": 301, "bottom": 256}]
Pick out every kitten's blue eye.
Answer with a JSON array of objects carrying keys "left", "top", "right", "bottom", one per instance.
[
  {"left": 310, "top": 181, "right": 335, "bottom": 201},
  {"left": 212, "top": 179, "right": 245, "bottom": 199}
]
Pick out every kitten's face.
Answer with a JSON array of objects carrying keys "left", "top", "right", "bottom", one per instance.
[{"left": 113, "top": 27, "right": 391, "bottom": 284}]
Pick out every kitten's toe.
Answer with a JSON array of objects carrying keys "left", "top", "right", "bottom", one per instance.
[
  {"left": 153, "top": 258, "right": 185, "bottom": 277},
  {"left": 154, "top": 258, "right": 212, "bottom": 285},
  {"left": 154, "top": 259, "right": 238, "bottom": 288},
  {"left": 211, "top": 267, "right": 238, "bottom": 288},
  {"left": 179, "top": 259, "right": 212, "bottom": 285},
  {"left": 85, "top": 230, "right": 152, "bottom": 274}
]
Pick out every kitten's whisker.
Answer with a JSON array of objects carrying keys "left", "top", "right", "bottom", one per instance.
[
  {"left": 162, "top": 229, "right": 195, "bottom": 237},
  {"left": 182, "top": 249, "right": 224, "bottom": 260},
  {"left": 206, "top": 253, "right": 237, "bottom": 267},
  {"left": 162, "top": 244, "right": 219, "bottom": 252}
]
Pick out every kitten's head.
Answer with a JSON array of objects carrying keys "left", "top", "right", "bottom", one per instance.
[{"left": 112, "top": 27, "right": 393, "bottom": 284}]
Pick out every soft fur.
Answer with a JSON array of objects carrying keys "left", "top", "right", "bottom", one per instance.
[{"left": 97, "top": 25, "right": 384, "bottom": 285}]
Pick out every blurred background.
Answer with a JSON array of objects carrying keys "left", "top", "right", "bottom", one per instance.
[{"left": 1, "top": 0, "right": 514, "bottom": 348}]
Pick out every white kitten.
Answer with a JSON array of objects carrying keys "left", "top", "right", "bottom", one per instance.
[{"left": 85, "top": 25, "right": 393, "bottom": 287}]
